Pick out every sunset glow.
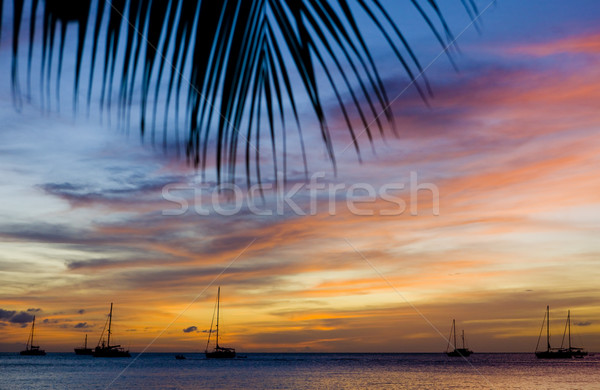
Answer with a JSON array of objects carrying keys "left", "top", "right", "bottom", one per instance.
[{"left": 1, "top": 0, "right": 599, "bottom": 356}]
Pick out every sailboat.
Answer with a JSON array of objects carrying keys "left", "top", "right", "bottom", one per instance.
[
  {"left": 93, "top": 303, "right": 131, "bottom": 358},
  {"left": 20, "top": 316, "right": 46, "bottom": 356},
  {"left": 205, "top": 287, "right": 236, "bottom": 359},
  {"left": 74, "top": 334, "right": 93, "bottom": 355},
  {"left": 446, "top": 319, "right": 473, "bottom": 357},
  {"left": 535, "top": 306, "right": 587, "bottom": 359}
]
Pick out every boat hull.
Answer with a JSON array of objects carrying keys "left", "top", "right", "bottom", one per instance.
[
  {"left": 93, "top": 347, "right": 131, "bottom": 358},
  {"left": 536, "top": 349, "right": 588, "bottom": 359},
  {"left": 206, "top": 348, "right": 236, "bottom": 359},
  {"left": 20, "top": 349, "right": 46, "bottom": 356},
  {"left": 446, "top": 348, "right": 473, "bottom": 357}
]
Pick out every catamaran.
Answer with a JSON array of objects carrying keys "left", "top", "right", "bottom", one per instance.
[
  {"left": 446, "top": 319, "right": 473, "bottom": 357},
  {"left": 93, "top": 303, "right": 131, "bottom": 358},
  {"left": 205, "top": 287, "right": 236, "bottom": 358},
  {"left": 535, "top": 305, "right": 587, "bottom": 359},
  {"left": 74, "top": 334, "right": 93, "bottom": 355},
  {"left": 20, "top": 315, "right": 46, "bottom": 356}
]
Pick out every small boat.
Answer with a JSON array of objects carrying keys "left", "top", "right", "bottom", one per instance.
[
  {"left": 446, "top": 319, "right": 473, "bottom": 357},
  {"left": 535, "top": 306, "right": 588, "bottom": 359},
  {"left": 175, "top": 354, "right": 186, "bottom": 360},
  {"left": 205, "top": 287, "right": 236, "bottom": 359},
  {"left": 74, "top": 334, "right": 93, "bottom": 355},
  {"left": 20, "top": 316, "right": 46, "bottom": 356},
  {"left": 93, "top": 303, "right": 131, "bottom": 358}
]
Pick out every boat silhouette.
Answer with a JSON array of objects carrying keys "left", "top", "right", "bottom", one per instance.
[
  {"left": 205, "top": 287, "right": 236, "bottom": 359},
  {"left": 20, "top": 316, "right": 46, "bottom": 356},
  {"left": 445, "top": 319, "right": 473, "bottom": 357},
  {"left": 535, "top": 306, "right": 587, "bottom": 359},
  {"left": 93, "top": 303, "right": 131, "bottom": 358},
  {"left": 74, "top": 334, "right": 93, "bottom": 355}
]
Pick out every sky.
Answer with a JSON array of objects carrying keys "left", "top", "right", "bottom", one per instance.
[{"left": 0, "top": 0, "right": 600, "bottom": 353}]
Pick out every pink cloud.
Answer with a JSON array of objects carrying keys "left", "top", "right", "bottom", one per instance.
[{"left": 507, "top": 32, "right": 600, "bottom": 56}]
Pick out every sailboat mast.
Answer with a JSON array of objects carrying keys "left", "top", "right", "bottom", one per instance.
[
  {"left": 567, "top": 310, "right": 571, "bottom": 349},
  {"left": 546, "top": 305, "right": 550, "bottom": 351},
  {"left": 216, "top": 287, "right": 220, "bottom": 348},
  {"left": 30, "top": 316, "right": 35, "bottom": 349},
  {"left": 85, "top": 334, "right": 88, "bottom": 349},
  {"left": 461, "top": 330, "right": 465, "bottom": 348},
  {"left": 108, "top": 303, "right": 113, "bottom": 347},
  {"left": 453, "top": 319, "right": 457, "bottom": 349}
]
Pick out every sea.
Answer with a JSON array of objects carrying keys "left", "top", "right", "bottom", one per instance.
[{"left": 1, "top": 353, "right": 599, "bottom": 389}]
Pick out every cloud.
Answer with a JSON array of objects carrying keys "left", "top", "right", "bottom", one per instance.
[
  {"left": 39, "top": 174, "right": 186, "bottom": 209},
  {"left": 575, "top": 321, "right": 592, "bottom": 327},
  {"left": 10, "top": 312, "right": 34, "bottom": 324},
  {"left": 27, "top": 308, "right": 42, "bottom": 312},
  {"left": 0, "top": 222, "right": 99, "bottom": 246},
  {"left": 0, "top": 309, "right": 16, "bottom": 320},
  {"left": 74, "top": 322, "right": 90, "bottom": 328},
  {"left": 183, "top": 326, "right": 198, "bottom": 333},
  {"left": 78, "top": 309, "right": 86, "bottom": 314},
  {"left": 0, "top": 308, "right": 38, "bottom": 325},
  {"left": 66, "top": 258, "right": 121, "bottom": 270},
  {"left": 506, "top": 33, "right": 600, "bottom": 57}
]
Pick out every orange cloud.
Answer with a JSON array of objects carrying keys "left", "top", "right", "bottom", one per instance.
[{"left": 507, "top": 33, "right": 600, "bottom": 56}]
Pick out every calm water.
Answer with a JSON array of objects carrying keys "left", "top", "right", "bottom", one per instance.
[{"left": 1, "top": 353, "right": 599, "bottom": 389}]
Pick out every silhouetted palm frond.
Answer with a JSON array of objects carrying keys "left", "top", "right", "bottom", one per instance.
[{"left": 5, "top": 0, "right": 478, "bottom": 184}]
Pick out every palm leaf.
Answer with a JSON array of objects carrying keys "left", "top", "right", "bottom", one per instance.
[{"left": 5, "top": 0, "right": 477, "bottom": 184}]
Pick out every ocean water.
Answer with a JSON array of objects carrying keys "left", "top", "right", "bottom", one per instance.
[{"left": 1, "top": 353, "right": 599, "bottom": 389}]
